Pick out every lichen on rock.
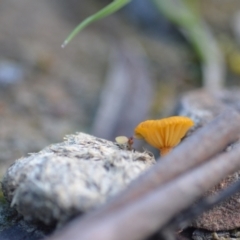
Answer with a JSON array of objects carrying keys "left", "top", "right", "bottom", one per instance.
[{"left": 2, "top": 132, "right": 155, "bottom": 226}]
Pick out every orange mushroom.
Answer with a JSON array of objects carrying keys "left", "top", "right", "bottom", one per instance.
[{"left": 134, "top": 116, "right": 194, "bottom": 156}]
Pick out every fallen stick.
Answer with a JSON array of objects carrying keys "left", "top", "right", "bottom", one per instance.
[
  {"left": 50, "top": 141, "right": 240, "bottom": 240},
  {"left": 46, "top": 109, "right": 240, "bottom": 240}
]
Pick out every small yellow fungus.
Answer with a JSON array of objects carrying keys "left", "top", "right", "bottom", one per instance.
[
  {"left": 134, "top": 116, "right": 194, "bottom": 156},
  {"left": 115, "top": 136, "right": 134, "bottom": 150},
  {"left": 115, "top": 136, "right": 129, "bottom": 144}
]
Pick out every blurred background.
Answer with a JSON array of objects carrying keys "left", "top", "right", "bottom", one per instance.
[{"left": 0, "top": 0, "right": 240, "bottom": 177}]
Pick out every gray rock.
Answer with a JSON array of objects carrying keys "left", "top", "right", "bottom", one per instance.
[{"left": 2, "top": 132, "right": 155, "bottom": 226}]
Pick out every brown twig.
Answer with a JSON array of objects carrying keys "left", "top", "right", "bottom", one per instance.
[
  {"left": 61, "top": 144, "right": 240, "bottom": 240},
  {"left": 46, "top": 109, "right": 240, "bottom": 240}
]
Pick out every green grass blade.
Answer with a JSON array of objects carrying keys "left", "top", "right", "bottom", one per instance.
[{"left": 62, "top": 0, "right": 131, "bottom": 48}]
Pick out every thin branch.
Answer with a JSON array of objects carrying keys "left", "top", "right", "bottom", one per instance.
[
  {"left": 46, "top": 109, "right": 240, "bottom": 240},
  {"left": 67, "top": 143, "right": 240, "bottom": 240}
]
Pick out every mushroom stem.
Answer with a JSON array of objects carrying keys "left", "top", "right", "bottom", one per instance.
[{"left": 160, "top": 148, "right": 172, "bottom": 156}]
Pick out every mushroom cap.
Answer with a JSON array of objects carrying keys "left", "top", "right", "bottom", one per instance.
[{"left": 134, "top": 116, "right": 194, "bottom": 150}]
